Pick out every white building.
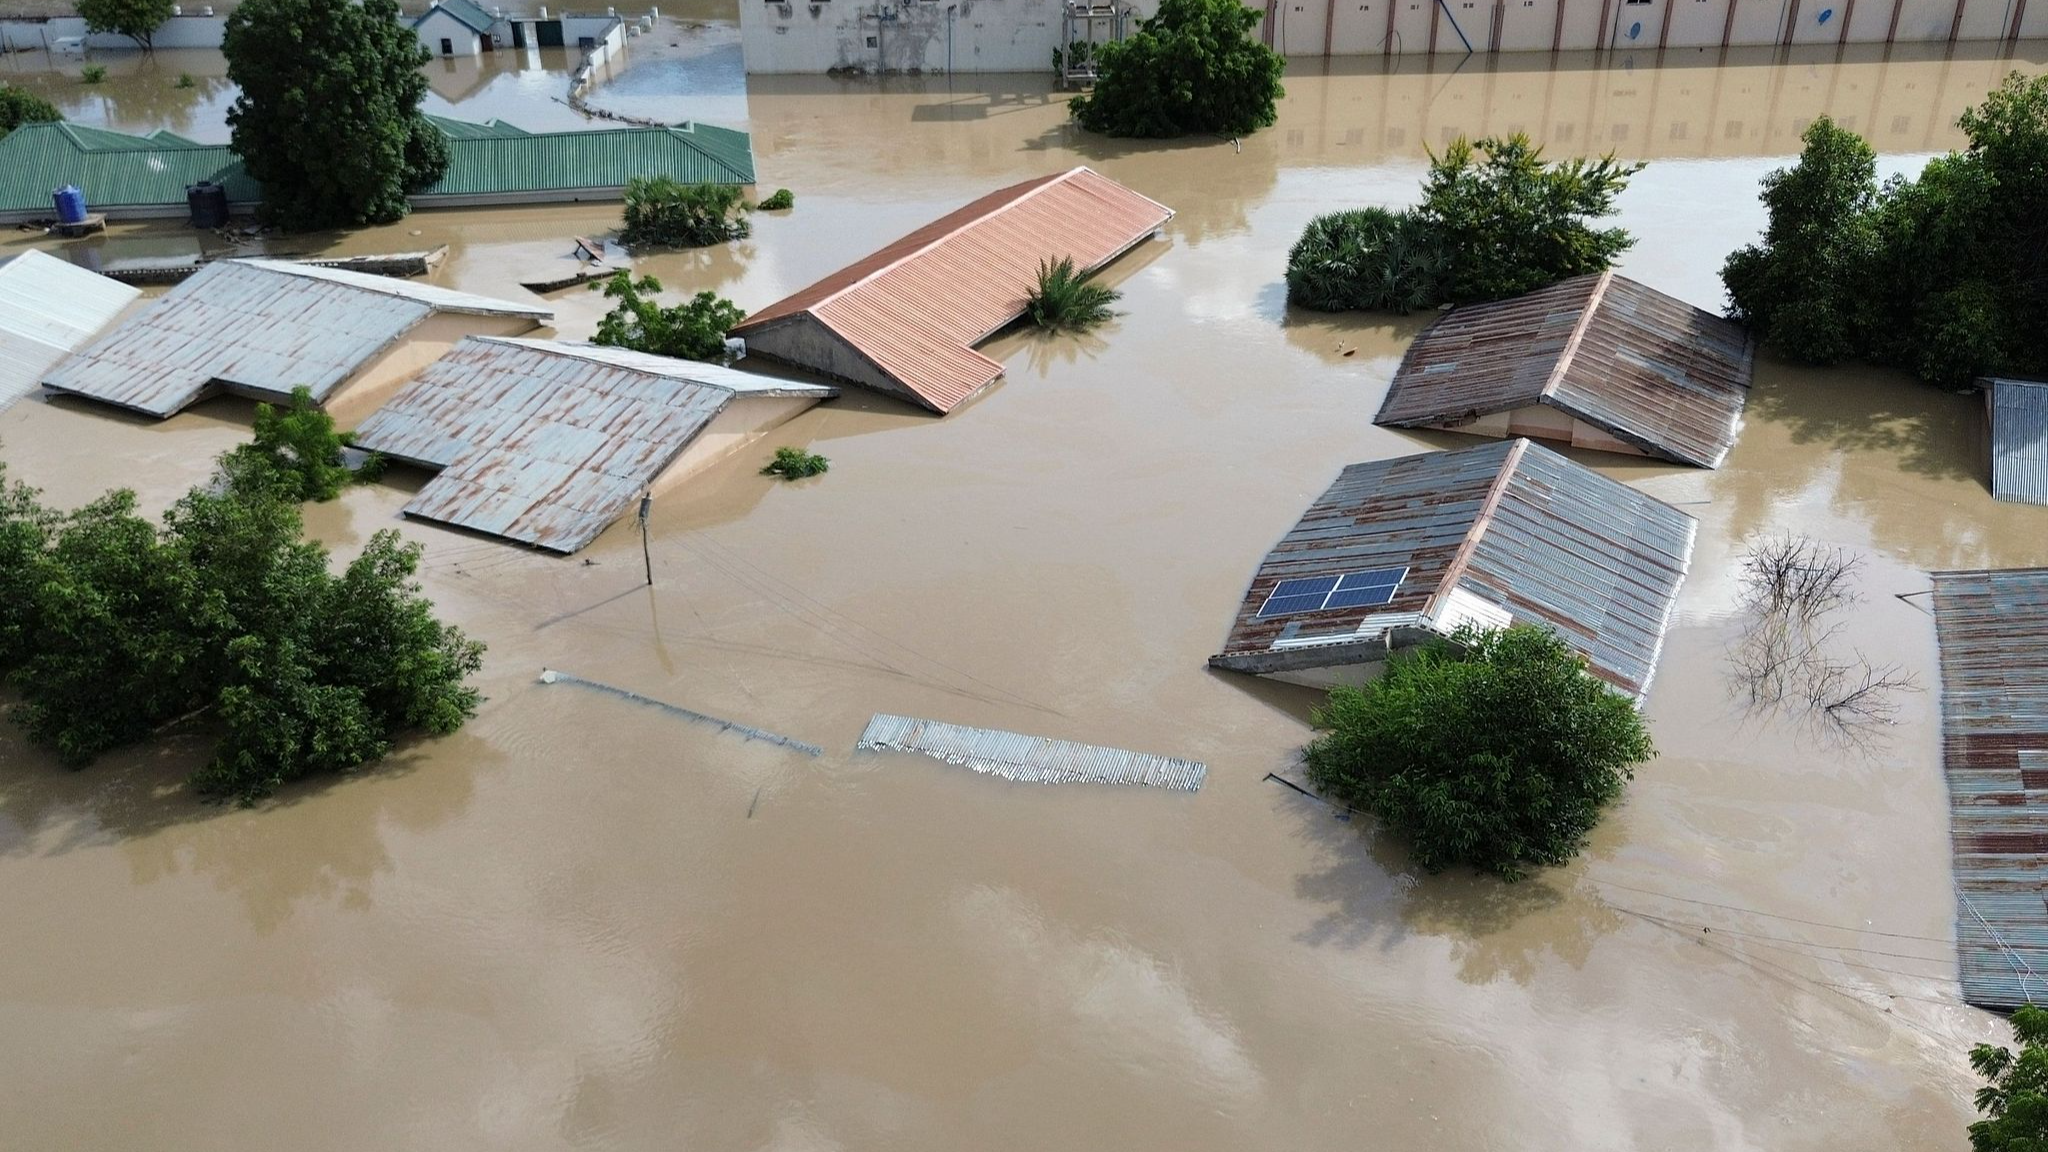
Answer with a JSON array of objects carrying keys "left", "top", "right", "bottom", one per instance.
[{"left": 413, "top": 0, "right": 501, "bottom": 55}]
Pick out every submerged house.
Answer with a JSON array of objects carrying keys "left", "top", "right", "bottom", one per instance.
[
  {"left": 0, "top": 249, "right": 139, "bottom": 411},
  {"left": 730, "top": 167, "right": 1172, "bottom": 414},
  {"left": 1984, "top": 377, "right": 2048, "bottom": 505},
  {"left": 349, "top": 337, "right": 837, "bottom": 553},
  {"left": 42, "top": 259, "right": 551, "bottom": 420},
  {"left": 413, "top": 0, "right": 500, "bottom": 55},
  {"left": 1374, "top": 272, "right": 1754, "bottom": 468},
  {"left": 1210, "top": 438, "right": 1696, "bottom": 702}
]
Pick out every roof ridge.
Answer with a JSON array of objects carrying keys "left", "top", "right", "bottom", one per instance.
[
  {"left": 1423, "top": 439, "right": 1528, "bottom": 620},
  {"left": 1537, "top": 269, "right": 1611, "bottom": 403},
  {"left": 477, "top": 335, "right": 744, "bottom": 392}
]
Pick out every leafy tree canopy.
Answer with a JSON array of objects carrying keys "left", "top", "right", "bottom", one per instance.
[
  {"left": 1068, "top": 0, "right": 1284, "bottom": 139},
  {"left": 78, "top": 0, "right": 177, "bottom": 51},
  {"left": 1722, "top": 73, "right": 2048, "bottom": 388},
  {"left": 0, "top": 85, "right": 61, "bottom": 140},
  {"left": 1971, "top": 1005, "right": 2048, "bottom": 1152},
  {"left": 223, "top": 0, "right": 446, "bottom": 230},
  {"left": 220, "top": 385, "right": 379, "bottom": 503},
  {"left": 1303, "top": 625, "right": 1654, "bottom": 881},
  {"left": 1286, "top": 134, "right": 1642, "bottom": 314},
  {"left": 590, "top": 271, "right": 745, "bottom": 362},
  {"left": 620, "top": 177, "right": 750, "bottom": 248}
]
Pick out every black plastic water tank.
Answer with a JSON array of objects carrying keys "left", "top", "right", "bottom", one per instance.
[{"left": 186, "top": 181, "right": 229, "bottom": 229}]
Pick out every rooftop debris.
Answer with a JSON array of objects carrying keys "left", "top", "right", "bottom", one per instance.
[
  {"left": 856, "top": 714, "right": 1207, "bottom": 791},
  {"left": 539, "top": 669, "right": 822, "bottom": 755}
]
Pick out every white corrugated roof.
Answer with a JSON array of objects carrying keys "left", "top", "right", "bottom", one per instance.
[{"left": 0, "top": 249, "right": 139, "bottom": 410}]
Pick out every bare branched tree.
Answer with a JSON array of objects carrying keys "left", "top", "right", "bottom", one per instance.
[{"left": 1738, "top": 534, "right": 1862, "bottom": 621}]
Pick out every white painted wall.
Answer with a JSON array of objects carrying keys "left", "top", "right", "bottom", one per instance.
[
  {"left": 740, "top": 0, "right": 1162, "bottom": 73},
  {"left": 417, "top": 8, "right": 486, "bottom": 55},
  {"left": 0, "top": 15, "right": 226, "bottom": 50}
]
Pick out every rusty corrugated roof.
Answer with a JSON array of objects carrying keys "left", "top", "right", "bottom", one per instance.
[
  {"left": 40, "top": 259, "right": 550, "bottom": 418},
  {"left": 1210, "top": 438, "right": 1695, "bottom": 701},
  {"left": 351, "top": 337, "right": 835, "bottom": 554},
  {"left": 1374, "top": 272, "right": 1754, "bottom": 468},
  {"left": 730, "top": 167, "right": 1173, "bottom": 413},
  {"left": 1932, "top": 567, "right": 2048, "bottom": 1010}
]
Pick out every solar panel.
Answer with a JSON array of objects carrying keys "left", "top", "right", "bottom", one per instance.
[{"left": 1257, "top": 566, "right": 1407, "bottom": 618}]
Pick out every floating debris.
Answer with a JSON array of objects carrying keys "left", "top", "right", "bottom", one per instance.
[
  {"left": 539, "top": 668, "right": 821, "bottom": 756},
  {"left": 856, "top": 714, "right": 1205, "bottom": 791}
]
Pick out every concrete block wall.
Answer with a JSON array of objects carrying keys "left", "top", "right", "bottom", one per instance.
[{"left": 0, "top": 14, "right": 227, "bottom": 50}]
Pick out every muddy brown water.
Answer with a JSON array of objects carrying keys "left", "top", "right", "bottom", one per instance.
[{"left": 3, "top": 33, "right": 2048, "bottom": 1150}]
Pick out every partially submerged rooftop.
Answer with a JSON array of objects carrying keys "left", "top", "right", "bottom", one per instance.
[
  {"left": 41, "top": 258, "right": 551, "bottom": 418},
  {"left": 1210, "top": 438, "right": 1696, "bottom": 701},
  {"left": 1986, "top": 378, "right": 2048, "bottom": 505},
  {"left": 350, "top": 337, "right": 837, "bottom": 554},
  {"left": 729, "top": 166, "right": 1173, "bottom": 414},
  {"left": 1374, "top": 272, "right": 1754, "bottom": 468},
  {"left": 0, "top": 249, "right": 139, "bottom": 412}
]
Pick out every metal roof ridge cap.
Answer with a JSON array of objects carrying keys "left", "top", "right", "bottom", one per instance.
[
  {"left": 1422, "top": 439, "right": 1528, "bottom": 620},
  {"left": 237, "top": 259, "right": 549, "bottom": 317},
  {"left": 481, "top": 335, "right": 784, "bottom": 395},
  {"left": 1538, "top": 270, "right": 1610, "bottom": 403}
]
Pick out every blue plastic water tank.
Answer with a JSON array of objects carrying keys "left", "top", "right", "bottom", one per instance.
[{"left": 52, "top": 185, "right": 88, "bottom": 225}]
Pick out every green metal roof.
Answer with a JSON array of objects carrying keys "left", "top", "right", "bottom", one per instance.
[
  {"left": 423, "top": 123, "right": 756, "bottom": 197},
  {"left": 414, "top": 0, "right": 496, "bottom": 34},
  {"left": 0, "top": 122, "right": 256, "bottom": 215},
  {"left": 423, "top": 114, "right": 531, "bottom": 139}
]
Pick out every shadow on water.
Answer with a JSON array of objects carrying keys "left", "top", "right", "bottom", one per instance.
[{"left": 1741, "top": 358, "right": 1981, "bottom": 485}]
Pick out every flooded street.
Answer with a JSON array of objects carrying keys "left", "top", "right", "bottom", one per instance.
[{"left": 4, "top": 27, "right": 2048, "bottom": 1149}]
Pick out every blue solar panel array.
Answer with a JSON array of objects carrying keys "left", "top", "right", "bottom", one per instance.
[{"left": 1258, "top": 567, "right": 1406, "bottom": 618}]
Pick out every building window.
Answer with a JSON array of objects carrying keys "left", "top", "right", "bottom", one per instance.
[{"left": 440, "top": 37, "right": 454, "bottom": 54}]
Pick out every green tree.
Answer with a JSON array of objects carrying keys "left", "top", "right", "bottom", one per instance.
[
  {"left": 220, "top": 385, "right": 374, "bottom": 503},
  {"left": 78, "top": 0, "right": 177, "bottom": 51},
  {"left": 620, "top": 177, "right": 750, "bottom": 248},
  {"left": 1970, "top": 1005, "right": 2048, "bottom": 1151},
  {"left": 1285, "top": 206, "right": 1442, "bottom": 314},
  {"left": 1023, "top": 256, "right": 1120, "bottom": 333},
  {"left": 1067, "top": 0, "right": 1284, "bottom": 139},
  {"left": 590, "top": 271, "right": 744, "bottom": 362},
  {"left": 0, "top": 86, "right": 61, "bottom": 140},
  {"left": 222, "top": 0, "right": 446, "bottom": 230},
  {"left": 1303, "top": 625, "right": 1654, "bottom": 881}
]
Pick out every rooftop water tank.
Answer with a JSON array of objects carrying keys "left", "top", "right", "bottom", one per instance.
[
  {"left": 186, "top": 181, "right": 228, "bottom": 229},
  {"left": 52, "top": 185, "right": 88, "bottom": 225}
]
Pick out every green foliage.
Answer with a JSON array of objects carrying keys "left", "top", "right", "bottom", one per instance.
[
  {"left": 1068, "top": 0, "right": 1284, "bottom": 139},
  {"left": 219, "top": 386, "right": 366, "bottom": 503},
  {"left": 589, "top": 271, "right": 745, "bottom": 362},
  {"left": 1303, "top": 625, "right": 1654, "bottom": 881},
  {"left": 174, "top": 72, "right": 196, "bottom": 89},
  {"left": 79, "top": 65, "right": 108, "bottom": 85},
  {"left": 1023, "top": 256, "right": 1120, "bottom": 333},
  {"left": 0, "top": 85, "right": 61, "bottom": 141},
  {"left": 0, "top": 453, "right": 483, "bottom": 803},
  {"left": 757, "top": 187, "right": 794, "bottom": 211},
  {"left": 761, "top": 447, "right": 829, "bottom": 480},
  {"left": 620, "top": 176, "right": 750, "bottom": 248},
  {"left": 223, "top": 0, "right": 444, "bottom": 230},
  {"left": 1723, "top": 74, "right": 2048, "bottom": 389},
  {"left": 1970, "top": 1005, "right": 2048, "bottom": 1151},
  {"left": 78, "top": 0, "right": 176, "bottom": 50},
  {"left": 1285, "top": 135, "right": 1639, "bottom": 314}
]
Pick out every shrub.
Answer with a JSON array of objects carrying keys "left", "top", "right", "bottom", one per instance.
[
  {"left": 621, "top": 176, "right": 750, "bottom": 248},
  {"left": 80, "top": 65, "right": 108, "bottom": 85},
  {"left": 175, "top": 72, "right": 196, "bottom": 89},
  {"left": 0, "top": 86, "right": 61, "bottom": 140},
  {"left": 218, "top": 385, "right": 366, "bottom": 503},
  {"left": 761, "top": 447, "right": 828, "bottom": 479},
  {"left": 589, "top": 271, "right": 745, "bottom": 362},
  {"left": 1303, "top": 625, "right": 1654, "bottom": 881},
  {"left": 1068, "top": 0, "right": 1284, "bottom": 139},
  {"left": 1285, "top": 207, "right": 1442, "bottom": 314},
  {"left": 1023, "top": 256, "right": 1119, "bottom": 333},
  {"left": 1969, "top": 1005, "right": 2048, "bottom": 1151},
  {"left": 757, "top": 187, "right": 794, "bottom": 211}
]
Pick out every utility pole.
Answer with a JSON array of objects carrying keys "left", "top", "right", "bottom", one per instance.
[{"left": 638, "top": 493, "right": 653, "bottom": 587}]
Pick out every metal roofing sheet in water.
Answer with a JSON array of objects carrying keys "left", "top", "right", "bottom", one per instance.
[
  {"left": 732, "top": 167, "right": 1173, "bottom": 413},
  {"left": 1375, "top": 272, "right": 1753, "bottom": 468},
  {"left": 1212, "top": 438, "right": 1695, "bottom": 701},
  {"left": 1933, "top": 568, "right": 2048, "bottom": 1010},
  {"left": 1989, "top": 379, "right": 2048, "bottom": 505},
  {"left": 0, "top": 249, "right": 139, "bottom": 410},
  {"left": 857, "top": 714, "right": 1207, "bottom": 791},
  {"left": 351, "top": 337, "right": 834, "bottom": 554},
  {"left": 40, "top": 259, "right": 549, "bottom": 418}
]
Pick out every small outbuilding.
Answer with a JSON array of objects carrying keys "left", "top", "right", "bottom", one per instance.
[
  {"left": 0, "top": 249, "right": 139, "bottom": 411},
  {"left": 1210, "top": 438, "right": 1696, "bottom": 702},
  {"left": 729, "top": 166, "right": 1172, "bottom": 414},
  {"left": 1374, "top": 272, "right": 1754, "bottom": 468},
  {"left": 1984, "top": 377, "right": 2048, "bottom": 505},
  {"left": 41, "top": 259, "right": 552, "bottom": 420},
  {"left": 413, "top": 0, "right": 500, "bottom": 55},
  {"left": 350, "top": 337, "right": 838, "bottom": 553}
]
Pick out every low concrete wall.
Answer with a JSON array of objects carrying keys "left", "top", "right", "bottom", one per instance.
[{"left": 1, "top": 14, "right": 227, "bottom": 50}]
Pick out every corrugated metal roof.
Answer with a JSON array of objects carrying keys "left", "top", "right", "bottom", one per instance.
[
  {"left": 857, "top": 714, "right": 1207, "bottom": 790},
  {"left": 421, "top": 122, "right": 755, "bottom": 199},
  {"left": 0, "top": 122, "right": 257, "bottom": 217},
  {"left": 415, "top": 0, "right": 496, "bottom": 33},
  {"left": 0, "top": 249, "right": 139, "bottom": 411},
  {"left": 41, "top": 259, "right": 549, "bottom": 418},
  {"left": 1375, "top": 272, "right": 1754, "bottom": 468},
  {"left": 731, "top": 167, "right": 1173, "bottom": 413},
  {"left": 350, "top": 337, "right": 834, "bottom": 553},
  {"left": 423, "top": 114, "right": 530, "bottom": 139},
  {"left": 1932, "top": 567, "right": 2048, "bottom": 1010},
  {"left": 1211, "top": 438, "right": 1696, "bottom": 701},
  {"left": 1989, "top": 379, "right": 2048, "bottom": 505}
]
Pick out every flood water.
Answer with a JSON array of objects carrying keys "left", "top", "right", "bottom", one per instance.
[{"left": 3, "top": 26, "right": 2048, "bottom": 1150}]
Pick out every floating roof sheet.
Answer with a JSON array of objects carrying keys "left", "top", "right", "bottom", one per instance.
[
  {"left": 0, "top": 249, "right": 139, "bottom": 411},
  {"left": 415, "top": 0, "right": 496, "bottom": 33},
  {"left": 1988, "top": 379, "right": 2048, "bottom": 506},
  {"left": 1211, "top": 438, "right": 1696, "bottom": 701},
  {"left": 1932, "top": 567, "right": 2048, "bottom": 1010},
  {"left": 350, "top": 337, "right": 835, "bottom": 553},
  {"left": 40, "top": 259, "right": 550, "bottom": 418},
  {"left": 857, "top": 714, "right": 1207, "bottom": 791},
  {"left": 1375, "top": 272, "right": 1754, "bottom": 468},
  {"left": 731, "top": 167, "right": 1172, "bottom": 413}
]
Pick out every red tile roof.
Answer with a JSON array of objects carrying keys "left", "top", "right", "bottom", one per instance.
[{"left": 731, "top": 167, "right": 1173, "bottom": 413}]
